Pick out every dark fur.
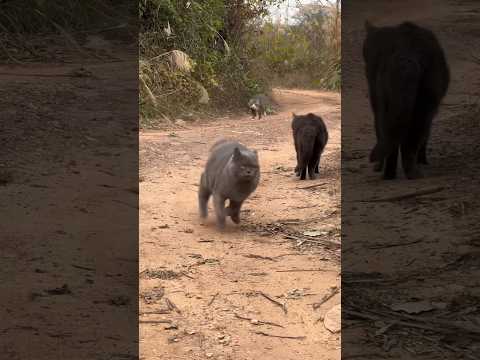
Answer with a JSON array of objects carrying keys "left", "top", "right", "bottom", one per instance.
[
  {"left": 363, "top": 21, "right": 449, "bottom": 179},
  {"left": 198, "top": 139, "right": 260, "bottom": 229},
  {"left": 248, "top": 94, "right": 268, "bottom": 119},
  {"left": 291, "top": 113, "right": 329, "bottom": 180}
]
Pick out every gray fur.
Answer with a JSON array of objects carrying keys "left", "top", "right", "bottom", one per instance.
[
  {"left": 248, "top": 94, "right": 269, "bottom": 119},
  {"left": 198, "top": 139, "right": 260, "bottom": 229}
]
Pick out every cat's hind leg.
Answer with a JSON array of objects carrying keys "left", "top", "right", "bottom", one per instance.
[{"left": 198, "top": 173, "right": 211, "bottom": 218}]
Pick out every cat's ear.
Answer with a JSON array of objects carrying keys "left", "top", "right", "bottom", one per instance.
[
  {"left": 252, "top": 149, "right": 258, "bottom": 157},
  {"left": 233, "top": 147, "right": 242, "bottom": 160},
  {"left": 292, "top": 112, "right": 296, "bottom": 118}
]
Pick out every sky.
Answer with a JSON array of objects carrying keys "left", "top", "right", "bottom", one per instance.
[{"left": 268, "top": 0, "right": 317, "bottom": 24}]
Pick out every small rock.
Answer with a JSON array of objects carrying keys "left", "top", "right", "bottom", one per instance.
[
  {"left": 324, "top": 304, "right": 341, "bottom": 333},
  {"left": 390, "top": 300, "right": 442, "bottom": 314}
]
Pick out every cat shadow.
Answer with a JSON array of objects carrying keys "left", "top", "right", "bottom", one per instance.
[{"left": 198, "top": 216, "right": 241, "bottom": 234}]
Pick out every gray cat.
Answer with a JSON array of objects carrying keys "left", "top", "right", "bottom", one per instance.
[
  {"left": 248, "top": 94, "right": 269, "bottom": 119},
  {"left": 198, "top": 139, "right": 260, "bottom": 229}
]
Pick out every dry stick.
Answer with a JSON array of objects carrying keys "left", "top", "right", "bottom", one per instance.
[
  {"left": 344, "top": 309, "right": 446, "bottom": 333},
  {"left": 284, "top": 234, "right": 340, "bottom": 248},
  {"left": 72, "top": 264, "right": 95, "bottom": 271},
  {"left": 390, "top": 311, "right": 480, "bottom": 335},
  {"left": 234, "top": 313, "right": 284, "bottom": 328},
  {"left": 207, "top": 292, "right": 219, "bottom": 307},
  {"left": 368, "top": 238, "right": 423, "bottom": 249},
  {"left": 415, "top": 331, "right": 479, "bottom": 360},
  {"left": 313, "top": 286, "right": 339, "bottom": 310},
  {"left": 258, "top": 291, "right": 287, "bottom": 314},
  {"left": 165, "top": 298, "right": 181, "bottom": 314},
  {"left": 359, "top": 186, "right": 445, "bottom": 203},
  {"left": 180, "top": 271, "right": 195, "bottom": 279},
  {"left": 276, "top": 268, "right": 335, "bottom": 273},
  {"left": 140, "top": 320, "right": 171, "bottom": 325},
  {"left": 139, "top": 310, "right": 171, "bottom": 315},
  {"left": 297, "top": 182, "right": 328, "bottom": 190},
  {"left": 294, "top": 204, "right": 319, "bottom": 209},
  {"left": 243, "top": 254, "right": 277, "bottom": 262},
  {"left": 253, "top": 331, "right": 306, "bottom": 340},
  {"left": 346, "top": 309, "right": 480, "bottom": 337}
]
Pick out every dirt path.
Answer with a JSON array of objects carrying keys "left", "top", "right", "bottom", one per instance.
[
  {"left": 0, "top": 40, "right": 138, "bottom": 358},
  {"left": 139, "top": 89, "right": 341, "bottom": 360},
  {"left": 342, "top": 1, "right": 480, "bottom": 358}
]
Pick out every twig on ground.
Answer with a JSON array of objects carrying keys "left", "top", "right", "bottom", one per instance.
[
  {"left": 208, "top": 292, "right": 219, "bottom": 307},
  {"left": 253, "top": 331, "right": 306, "bottom": 340},
  {"left": 345, "top": 308, "right": 480, "bottom": 337},
  {"left": 234, "top": 313, "right": 284, "bottom": 328},
  {"left": 243, "top": 254, "right": 277, "bottom": 262},
  {"left": 140, "top": 320, "right": 171, "bottom": 324},
  {"left": 140, "top": 310, "right": 171, "bottom": 315},
  {"left": 180, "top": 271, "right": 195, "bottom": 279},
  {"left": 276, "top": 268, "right": 334, "bottom": 273},
  {"left": 368, "top": 239, "right": 423, "bottom": 249},
  {"left": 294, "top": 205, "right": 319, "bottom": 209},
  {"left": 258, "top": 291, "right": 287, "bottom": 314},
  {"left": 359, "top": 186, "right": 445, "bottom": 203},
  {"left": 165, "top": 297, "right": 181, "bottom": 314},
  {"left": 344, "top": 309, "right": 442, "bottom": 333},
  {"left": 72, "top": 264, "right": 95, "bottom": 271},
  {"left": 313, "top": 286, "right": 339, "bottom": 309},
  {"left": 297, "top": 182, "right": 328, "bottom": 190},
  {"left": 284, "top": 234, "right": 340, "bottom": 248}
]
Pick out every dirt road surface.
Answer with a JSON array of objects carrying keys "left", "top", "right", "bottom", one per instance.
[
  {"left": 139, "top": 89, "right": 341, "bottom": 360},
  {"left": 342, "top": 1, "right": 480, "bottom": 358},
  {"left": 0, "top": 38, "right": 138, "bottom": 358}
]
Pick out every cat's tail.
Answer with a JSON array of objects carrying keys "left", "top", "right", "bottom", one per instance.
[{"left": 372, "top": 54, "right": 421, "bottom": 162}]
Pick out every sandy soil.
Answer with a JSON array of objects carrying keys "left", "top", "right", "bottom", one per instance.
[
  {"left": 139, "top": 89, "right": 341, "bottom": 359},
  {"left": 342, "top": 1, "right": 480, "bottom": 358},
  {"left": 0, "top": 39, "right": 138, "bottom": 358}
]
